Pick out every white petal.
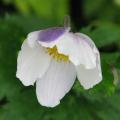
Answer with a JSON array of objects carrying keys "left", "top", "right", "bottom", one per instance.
[
  {"left": 16, "top": 40, "right": 51, "bottom": 86},
  {"left": 75, "top": 33, "right": 98, "bottom": 54},
  {"left": 27, "top": 31, "right": 41, "bottom": 48},
  {"left": 56, "top": 32, "right": 96, "bottom": 69},
  {"left": 76, "top": 57, "right": 102, "bottom": 89},
  {"left": 36, "top": 60, "right": 76, "bottom": 107},
  {"left": 38, "top": 40, "right": 58, "bottom": 48},
  {"left": 76, "top": 33, "right": 102, "bottom": 89}
]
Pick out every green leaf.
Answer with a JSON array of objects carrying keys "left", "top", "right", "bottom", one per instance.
[
  {"left": 81, "top": 22, "right": 120, "bottom": 47},
  {"left": 0, "top": 19, "right": 24, "bottom": 99},
  {"left": 4, "top": 0, "right": 68, "bottom": 22}
]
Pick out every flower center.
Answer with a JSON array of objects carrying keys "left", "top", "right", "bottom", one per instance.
[{"left": 47, "top": 46, "right": 69, "bottom": 62}]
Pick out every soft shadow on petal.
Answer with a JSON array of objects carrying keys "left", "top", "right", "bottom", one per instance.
[
  {"left": 36, "top": 60, "right": 76, "bottom": 107},
  {"left": 16, "top": 40, "right": 51, "bottom": 86},
  {"left": 56, "top": 32, "right": 96, "bottom": 69}
]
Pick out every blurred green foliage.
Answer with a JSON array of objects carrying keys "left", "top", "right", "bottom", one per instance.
[
  {"left": 84, "top": 0, "right": 120, "bottom": 22},
  {"left": 81, "top": 22, "right": 120, "bottom": 47},
  {"left": 0, "top": 0, "right": 120, "bottom": 120},
  {"left": 3, "top": 0, "right": 68, "bottom": 22}
]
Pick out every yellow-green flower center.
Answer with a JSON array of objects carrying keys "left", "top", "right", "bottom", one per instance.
[{"left": 47, "top": 46, "right": 69, "bottom": 62}]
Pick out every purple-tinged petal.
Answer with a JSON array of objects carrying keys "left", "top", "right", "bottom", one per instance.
[
  {"left": 27, "top": 27, "right": 68, "bottom": 48},
  {"left": 39, "top": 27, "right": 66, "bottom": 43}
]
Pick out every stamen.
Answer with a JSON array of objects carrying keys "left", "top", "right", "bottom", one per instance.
[
  {"left": 64, "top": 15, "right": 71, "bottom": 31},
  {"left": 46, "top": 46, "right": 69, "bottom": 62}
]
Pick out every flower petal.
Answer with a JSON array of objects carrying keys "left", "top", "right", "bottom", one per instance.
[
  {"left": 27, "top": 31, "right": 41, "bottom": 47},
  {"left": 27, "top": 27, "right": 68, "bottom": 48},
  {"left": 76, "top": 33, "right": 102, "bottom": 89},
  {"left": 76, "top": 55, "right": 102, "bottom": 89},
  {"left": 56, "top": 32, "right": 96, "bottom": 69},
  {"left": 16, "top": 40, "right": 51, "bottom": 86},
  {"left": 36, "top": 60, "right": 76, "bottom": 107},
  {"left": 75, "top": 33, "right": 98, "bottom": 53}
]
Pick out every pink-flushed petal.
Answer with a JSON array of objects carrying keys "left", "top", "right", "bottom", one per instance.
[
  {"left": 16, "top": 40, "right": 51, "bottom": 86},
  {"left": 36, "top": 60, "right": 76, "bottom": 107},
  {"left": 56, "top": 32, "right": 96, "bottom": 69}
]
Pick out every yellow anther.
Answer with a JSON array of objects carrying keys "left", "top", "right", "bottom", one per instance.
[{"left": 47, "top": 46, "right": 69, "bottom": 62}]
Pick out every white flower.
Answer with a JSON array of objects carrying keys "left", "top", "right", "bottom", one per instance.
[{"left": 16, "top": 23, "right": 102, "bottom": 107}]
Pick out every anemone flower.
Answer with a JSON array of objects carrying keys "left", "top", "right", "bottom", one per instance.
[{"left": 16, "top": 17, "right": 102, "bottom": 107}]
